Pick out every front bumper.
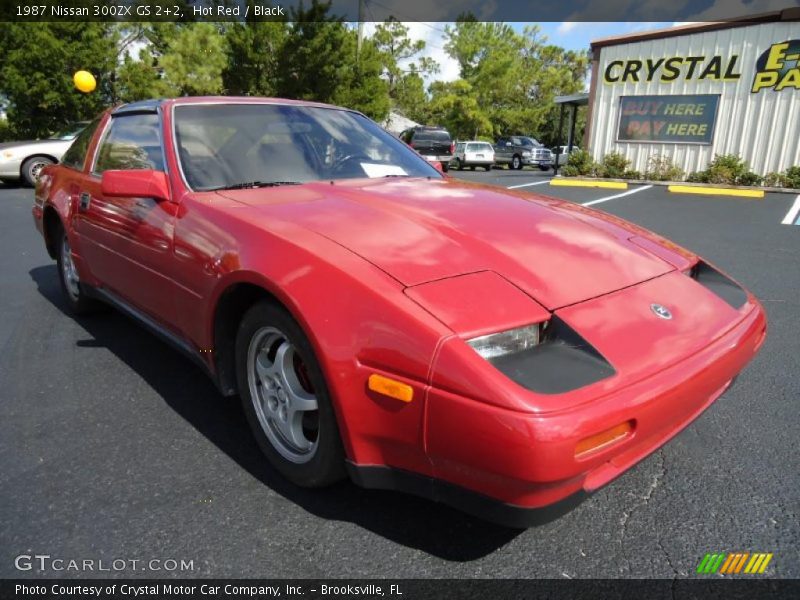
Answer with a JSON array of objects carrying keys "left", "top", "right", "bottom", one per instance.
[
  {"left": 351, "top": 303, "right": 766, "bottom": 525},
  {"left": 523, "top": 157, "right": 552, "bottom": 167}
]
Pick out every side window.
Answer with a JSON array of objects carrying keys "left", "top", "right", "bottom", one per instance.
[
  {"left": 94, "top": 113, "right": 165, "bottom": 175},
  {"left": 61, "top": 116, "right": 103, "bottom": 171}
]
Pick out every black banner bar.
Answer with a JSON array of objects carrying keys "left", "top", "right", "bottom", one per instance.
[
  {"left": 3, "top": 579, "right": 800, "bottom": 600},
  {"left": 1, "top": 0, "right": 799, "bottom": 23}
]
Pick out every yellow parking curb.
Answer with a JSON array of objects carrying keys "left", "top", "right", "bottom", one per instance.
[
  {"left": 667, "top": 185, "right": 764, "bottom": 199},
  {"left": 550, "top": 179, "right": 628, "bottom": 190}
]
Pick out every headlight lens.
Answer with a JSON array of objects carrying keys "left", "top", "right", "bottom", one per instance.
[
  {"left": 1, "top": 150, "right": 15, "bottom": 159},
  {"left": 467, "top": 323, "right": 542, "bottom": 359},
  {"left": 522, "top": 151, "right": 532, "bottom": 157}
]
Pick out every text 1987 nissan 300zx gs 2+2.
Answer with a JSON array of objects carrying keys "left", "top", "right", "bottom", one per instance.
[{"left": 33, "top": 97, "right": 766, "bottom": 527}]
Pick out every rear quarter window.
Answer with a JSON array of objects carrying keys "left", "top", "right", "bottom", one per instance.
[{"left": 60, "top": 116, "right": 103, "bottom": 171}]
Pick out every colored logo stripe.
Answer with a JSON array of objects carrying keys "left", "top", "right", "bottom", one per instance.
[{"left": 697, "top": 552, "right": 773, "bottom": 574}]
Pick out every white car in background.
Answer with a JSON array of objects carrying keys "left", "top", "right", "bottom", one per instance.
[
  {"left": 452, "top": 141, "right": 495, "bottom": 171},
  {"left": 552, "top": 145, "right": 581, "bottom": 167},
  {"left": 0, "top": 122, "right": 88, "bottom": 186}
]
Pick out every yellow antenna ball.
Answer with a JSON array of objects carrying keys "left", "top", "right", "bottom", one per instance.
[{"left": 73, "top": 70, "right": 96, "bottom": 93}]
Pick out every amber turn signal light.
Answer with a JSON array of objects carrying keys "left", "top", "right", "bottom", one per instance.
[
  {"left": 367, "top": 374, "right": 414, "bottom": 403},
  {"left": 575, "top": 420, "right": 634, "bottom": 458}
]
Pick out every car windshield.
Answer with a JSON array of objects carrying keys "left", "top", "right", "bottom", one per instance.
[
  {"left": 519, "top": 137, "right": 540, "bottom": 147},
  {"left": 174, "top": 104, "right": 441, "bottom": 191},
  {"left": 48, "top": 123, "right": 87, "bottom": 140}
]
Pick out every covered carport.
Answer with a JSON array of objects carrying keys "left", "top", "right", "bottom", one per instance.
[{"left": 553, "top": 93, "right": 589, "bottom": 174}]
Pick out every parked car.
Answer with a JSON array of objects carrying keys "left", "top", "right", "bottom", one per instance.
[
  {"left": 452, "top": 141, "right": 494, "bottom": 171},
  {"left": 399, "top": 125, "right": 454, "bottom": 172},
  {"left": 0, "top": 122, "right": 88, "bottom": 186},
  {"left": 494, "top": 136, "right": 553, "bottom": 171},
  {"left": 552, "top": 145, "right": 580, "bottom": 166},
  {"left": 33, "top": 97, "right": 765, "bottom": 527}
]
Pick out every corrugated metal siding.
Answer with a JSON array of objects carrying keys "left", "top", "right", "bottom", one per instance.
[{"left": 589, "top": 22, "right": 800, "bottom": 176}]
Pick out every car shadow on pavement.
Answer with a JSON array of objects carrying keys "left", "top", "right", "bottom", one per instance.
[{"left": 30, "top": 265, "right": 523, "bottom": 560}]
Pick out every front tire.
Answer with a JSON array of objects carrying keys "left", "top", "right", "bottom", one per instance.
[
  {"left": 236, "top": 301, "right": 346, "bottom": 488},
  {"left": 539, "top": 166, "right": 550, "bottom": 171},
  {"left": 55, "top": 225, "right": 101, "bottom": 315},
  {"left": 21, "top": 156, "right": 54, "bottom": 187},
  {"left": 511, "top": 155, "right": 522, "bottom": 170}
]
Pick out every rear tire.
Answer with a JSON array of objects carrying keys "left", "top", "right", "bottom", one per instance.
[
  {"left": 470, "top": 165, "right": 476, "bottom": 171},
  {"left": 484, "top": 165, "right": 492, "bottom": 171},
  {"left": 55, "top": 225, "right": 102, "bottom": 315},
  {"left": 455, "top": 158, "right": 463, "bottom": 171},
  {"left": 236, "top": 301, "right": 346, "bottom": 488},
  {"left": 21, "top": 156, "right": 54, "bottom": 187}
]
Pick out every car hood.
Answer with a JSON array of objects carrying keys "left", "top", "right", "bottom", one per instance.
[{"left": 218, "top": 178, "right": 679, "bottom": 310}]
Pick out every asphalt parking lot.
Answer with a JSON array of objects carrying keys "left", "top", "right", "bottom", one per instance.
[{"left": 1, "top": 171, "right": 798, "bottom": 579}]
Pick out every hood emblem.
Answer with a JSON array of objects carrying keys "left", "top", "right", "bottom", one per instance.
[{"left": 651, "top": 304, "right": 672, "bottom": 320}]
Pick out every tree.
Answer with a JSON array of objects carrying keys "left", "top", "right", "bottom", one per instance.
[
  {"left": 442, "top": 21, "right": 590, "bottom": 140},
  {"left": 373, "top": 19, "right": 437, "bottom": 97},
  {"left": 223, "top": 4, "right": 287, "bottom": 96},
  {"left": 393, "top": 72, "right": 427, "bottom": 123},
  {"left": 426, "top": 79, "right": 491, "bottom": 139},
  {"left": 160, "top": 23, "right": 229, "bottom": 96},
  {"left": 275, "top": 1, "right": 389, "bottom": 120},
  {"left": 0, "top": 23, "right": 118, "bottom": 138}
]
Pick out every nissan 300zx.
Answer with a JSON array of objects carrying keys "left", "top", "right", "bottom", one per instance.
[{"left": 32, "top": 97, "right": 766, "bottom": 526}]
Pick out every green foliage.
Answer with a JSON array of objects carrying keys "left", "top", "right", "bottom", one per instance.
[
  {"left": 0, "top": 23, "right": 118, "bottom": 138},
  {"left": 274, "top": 1, "right": 389, "bottom": 120},
  {"left": 782, "top": 166, "right": 800, "bottom": 189},
  {"left": 0, "top": 9, "right": 589, "bottom": 142},
  {"left": 160, "top": 23, "right": 228, "bottom": 96},
  {"left": 561, "top": 149, "right": 596, "bottom": 177},
  {"left": 597, "top": 152, "right": 630, "bottom": 179},
  {"left": 0, "top": 118, "right": 12, "bottom": 142},
  {"left": 764, "top": 166, "right": 800, "bottom": 189},
  {"left": 691, "top": 154, "right": 762, "bottom": 186},
  {"left": 223, "top": 15, "right": 286, "bottom": 96},
  {"left": 441, "top": 21, "right": 589, "bottom": 141},
  {"left": 644, "top": 154, "right": 683, "bottom": 181},
  {"left": 686, "top": 171, "right": 708, "bottom": 183},
  {"left": 622, "top": 170, "right": 642, "bottom": 180}
]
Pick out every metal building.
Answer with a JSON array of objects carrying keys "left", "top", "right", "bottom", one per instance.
[{"left": 585, "top": 10, "right": 800, "bottom": 176}]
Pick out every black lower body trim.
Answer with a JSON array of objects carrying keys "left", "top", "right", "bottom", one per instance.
[
  {"left": 346, "top": 462, "right": 588, "bottom": 528},
  {"left": 90, "top": 286, "right": 222, "bottom": 390}
]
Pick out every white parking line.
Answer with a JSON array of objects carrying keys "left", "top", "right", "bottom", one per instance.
[
  {"left": 507, "top": 180, "right": 552, "bottom": 189},
  {"left": 780, "top": 194, "right": 800, "bottom": 225},
  {"left": 582, "top": 185, "right": 653, "bottom": 207}
]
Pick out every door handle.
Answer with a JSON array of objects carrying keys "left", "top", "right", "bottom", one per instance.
[{"left": 79, "top": 192, "right": 91, "bottom": 211}]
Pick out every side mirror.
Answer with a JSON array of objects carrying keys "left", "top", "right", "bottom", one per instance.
[{"left": 101, "top": 169, "right": 170, "bottom": 202}]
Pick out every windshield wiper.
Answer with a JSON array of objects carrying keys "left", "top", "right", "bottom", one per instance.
[{"left": 208, "top": 181, "right": 301, "bottom": 191}]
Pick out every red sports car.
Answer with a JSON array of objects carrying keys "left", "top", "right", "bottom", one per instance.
[{"left": 33, "top": 97, "right": 766, "bottom": 527}]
